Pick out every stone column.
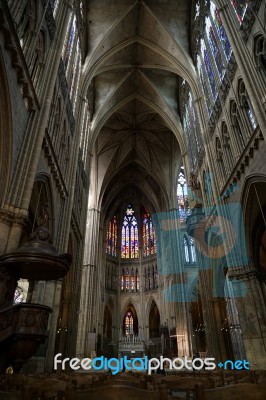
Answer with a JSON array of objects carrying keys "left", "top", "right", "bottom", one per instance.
[
  {"left": 154, "top": 210, "right": 191, "bottom": 357},
  {"left": 76, "top": 207, "right": 101, "bottom": 358}
]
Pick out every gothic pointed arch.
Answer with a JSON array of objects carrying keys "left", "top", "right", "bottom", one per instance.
[
  {"left": 241, "top": 175, "right": 266, "bottom": 275},
  {"left": 26, "top": 174, "right": 55, "bottom": 242},
  {"left": 148, "top": 299, "right": 160, "bottom": 339},
  {"left": 122, "top": 303, "right": 138, "bottom": 335},
  {"left": 103, "top": 298, "right": 114, "bottom": 339}
]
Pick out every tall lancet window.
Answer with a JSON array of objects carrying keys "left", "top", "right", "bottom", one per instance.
[
  {"left": 124, "top": 311, "right": 134, "bottom": 335},
  {"left": 106, "top": 216, "right": 118, "bottom": 257},
  {"left": 121, "top": 204, "right": 139, "bottom": 258},
  {"left": 177, "top": 167, "right": 190, "bottom": 223},
  {"left": 143, "top": 210, "right": 156, "bottom": 257},
  {"left": 210, "top": 2, "right": 232, "bottom": 61}
]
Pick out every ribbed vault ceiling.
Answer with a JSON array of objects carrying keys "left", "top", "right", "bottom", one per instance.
[{"left": 81, "top": 0, "right": 195, "bottom": 215}]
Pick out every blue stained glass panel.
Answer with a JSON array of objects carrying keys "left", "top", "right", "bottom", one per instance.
[
  {"left": 231, "top": 0, "right": 248, "bottom": 22},
  {"left": 211, "top": 3, "right": 232, "bottom": 60},
  {"left": 201, "top": 41, "right": 218, "bottom": 100},
  {"left": 206, "top": 17, "right": 225, "bottom": 78}
]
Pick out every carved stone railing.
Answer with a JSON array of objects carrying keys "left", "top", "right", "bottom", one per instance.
[
  {"left": 118, "top": 335, "right": 145, "bottom": 354},
  {"left": 221, "top": 127, "right": 264, "bottom": 197}
]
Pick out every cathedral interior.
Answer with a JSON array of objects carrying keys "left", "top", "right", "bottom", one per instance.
[{"left": 0, "top": 0, "right": 266, "bottom": 399}]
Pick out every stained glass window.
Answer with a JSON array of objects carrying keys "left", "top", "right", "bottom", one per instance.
[
  {"left": 201, "top": 40, "right": 218, "bottom": 100},
  {"left": 183, "top": 236, "right": 197, "bottom": 264},
  {"left": 206, "top": 16, "right": 225, "bottom": 79},
  {"left": 230, "top": 0, "right": 248, "bottom": 23},
  {"left": 61, "top": 14, "right": 81, "bottom": 109},
  {"left": 64, "top": 20, "right": 75, "bottom": 69},
  {"left": 230, "top": 101, "right": 246, "bottom": 149},
  {"left": 136, "top": 269, "right": 140, "bottom": 291},
  {"left": 238, "top": 80, "right": 257, "bottom": 131},
  {"left": 184, "top": 237, "right": 190, "bottom": 263},
  {"left": 195, "top": 2, "right": 233, "bottom": 117},
  {"left": 190, "top": 238, "right": 197, "bottom": 263},
  {"left": 143, "top": 210, "right": 156, "bottom": 257},
  {"left": 196, "top": 56, "right": 212, "bottom": 115},
  {"left": 182, "top": 84, "right": 204, "bottom": 170},
  {"left": 210, "top": 2, "right": 232, "bottom": 60},
  {"left": 131, "top": 268, "right": 134, "bottom": 291},
  {"left": 121, "top": 269, "right": 124, "bottom": 290},
  {"left": 124, "top": 311, "right": 134, "bottom": 335},
  {"left": 177, "top": 166, "right": 190, "bottom": 223},
  {"left": 121, "top": 204, "right": 139, "bottom": 258},
  {"left": 125, "top": 269, "right": 130, "bottom": 290},
  {"left": 106, "top": 216, "right": 118, "bottom": 257}
]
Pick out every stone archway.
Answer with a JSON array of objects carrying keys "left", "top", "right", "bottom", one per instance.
[
  {"left": 103, "top": 302, "right": 113, "bottom": 339},
  {"left": 122, "top": 304, "right": 138, "bottom": 336},
  {"left": 149, "top": 300, "right": 160, "bottom": 339},
  {"left": 235, "top": 177, "right": 266, "bottom": 368}
]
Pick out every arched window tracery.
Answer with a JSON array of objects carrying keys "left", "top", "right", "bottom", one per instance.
[
  {"left": 230, "top": 0, "right": 248, "bottom": 23},
  {"left": 143, "top": 209, "right": 156, "bottom": 257},
  {"left": 216, "top": 136, "right": 226, "bottom": 179},
  {"left": 194, "top": 1, "right": 234, "bottom": 119},
  {"left": 238, "top": 80, "right": 257, "bottom": 131},
  {"left": 124, "top": 311, "right": 134, "bottom": 336},
  {"left": 184, "top": 237, "right": 190, "bottom": 263},
  {"left": 106, "top": 215, "right": 118, "bottom": 257},
  {"left": 221, "top": 122, "right": 234, "bottom": 170},
  {"left": 180, "top": 83, "right": 204, "bottom": 171},
  {"left": 177, "top": 166, "right": 190, "bottom": 222},
  {"left": 254, "top": 35, "right": 266, "bottom": 79},
  {"left": 61, "top": 13, "right": 81, "bottom": 111},
  {"left": 183, "top": 235, "right": 197, "bottom": 264},
  {"left": 121, "top": 204, "right": 139, "bottom": 259},
  {"left": 230, "top": 100, "right": 246, "bottom": 151}
]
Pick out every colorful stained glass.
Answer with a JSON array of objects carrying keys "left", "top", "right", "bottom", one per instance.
[
  {"left": 121, "top": 204, "right": 139, "bottom": 258},
  {"left": 106, "top": 216, "right": 118, "bottom": 257},
  {"left": 125, "top": 311, "right": 134, "bottom": 335},
  {"left": 177, "top": 167, "right": 190, "bottom": 223},
  {"left": 210, "top": 3, "right": 232, "bottom": 60},
  {"left": 136, "top": 269, "right": 140, "bottom": 291},
  {"left": 231, "top": 0, "right": 248, "bottom": 23},
  {"left": 201, "top": 40, "right": 218, "bottom": 100},
  {"left": 196, "top": 57, "right": 212, "bottom": 115},
  {"left": 206, "top": 17, "right": 225, "bottom": 78},
  {"left": 121, "top": 269, "right": 124, "bottom": 290},
  {"left": 182, "top": 85, "right": 204, "bottom": 170},
  {"left": 143, "top": 210, "right": 156, "bottom": 257}
]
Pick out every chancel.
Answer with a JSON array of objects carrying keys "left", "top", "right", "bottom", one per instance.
[{"left": 0, "top": 0, "right": 266, "bottom": 399}]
